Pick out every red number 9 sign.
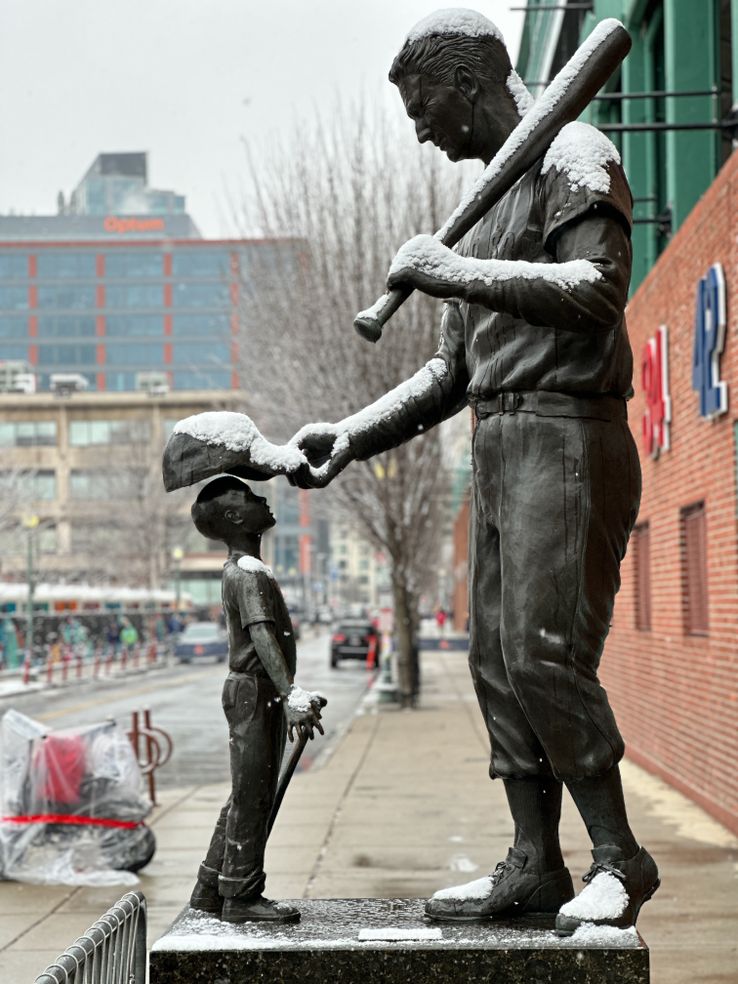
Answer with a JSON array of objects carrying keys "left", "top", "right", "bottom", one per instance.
[{"left": 641, "top": 325, "right": 671, "bottom": 460}]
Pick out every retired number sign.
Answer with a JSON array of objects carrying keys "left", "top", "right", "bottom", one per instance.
[
  {"left": 641, "top": 325, "right": 671, "bottom": 460},
  {"left": 692, "top": 262, "right": 728, "bottom": 419}
]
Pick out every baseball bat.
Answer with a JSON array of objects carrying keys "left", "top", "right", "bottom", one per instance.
[
  {"left": 267, "top": 695, "right": 327, "bottom": 837},
  {"left": 353, "top": 18, "right": 632, "bottom": 343}
]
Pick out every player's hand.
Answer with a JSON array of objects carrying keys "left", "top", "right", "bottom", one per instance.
[
  {"left": 288, "top": 428, "right": 354, "bottom": 489},
  {"left": 284, "top": 689, "right": 327, "bottom": 741},
  {"left": 387, "top": 234, "right": 462, "bottom": 299}
]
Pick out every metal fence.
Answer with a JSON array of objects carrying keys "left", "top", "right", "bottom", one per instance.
[{"left": 34, "top": 891, "right": 146, "bottom": 984}]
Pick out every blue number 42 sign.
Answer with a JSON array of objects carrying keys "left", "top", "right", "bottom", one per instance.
[{"left": 693, "top": 263, "right": 728, "bottom": 419}]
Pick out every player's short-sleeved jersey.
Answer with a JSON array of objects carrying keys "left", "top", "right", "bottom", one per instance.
[
  {"left": 221, "top": 556, "right": 296, "bottom": 676},
  {"left": 457, "top": 121, "right": 634, "bottom": 398}
]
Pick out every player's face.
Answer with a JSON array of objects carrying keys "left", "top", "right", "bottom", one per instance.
[
  {"left": 231, "top": 488, "right": 275, "bottom": 533},
  {"left": 400, "top": 73, "right": 473, "bottom": 162}
]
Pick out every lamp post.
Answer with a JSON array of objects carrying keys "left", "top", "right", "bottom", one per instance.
[
  {"left": 21, "top": 514, "right": 39, "bottom": 660},
  {"left": 171, "top": 546, "right": 184, "bottom": 611}
]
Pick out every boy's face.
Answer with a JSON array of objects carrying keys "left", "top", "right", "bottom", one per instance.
[{"left": 224, "top": 486, "right": 275, "bottom": 534}]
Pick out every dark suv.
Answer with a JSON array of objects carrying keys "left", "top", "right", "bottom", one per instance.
[{"left": 330, "top": 619, "right": 379, "bottom": 668}]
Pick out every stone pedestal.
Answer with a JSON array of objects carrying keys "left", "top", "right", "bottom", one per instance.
[{"left": 150, "top": 898, "right": 649, "bottom": 984}]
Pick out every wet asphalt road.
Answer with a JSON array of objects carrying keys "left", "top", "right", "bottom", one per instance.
[{"left": 0, "top": 629, "right": 373, "bottom": 788}]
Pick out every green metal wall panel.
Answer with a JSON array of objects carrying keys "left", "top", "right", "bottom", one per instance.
[
  {"left": 622, "top": 30, "right": 656, "bottom": 287},
  {"left": 663, "top": 0, "right": 720, "bottom": 227}
]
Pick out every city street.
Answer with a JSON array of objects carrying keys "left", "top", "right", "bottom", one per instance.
[{"left": 0, "top": 628, "right": 374, "bottom": 788}]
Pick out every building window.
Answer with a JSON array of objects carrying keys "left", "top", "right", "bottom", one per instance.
[
  {"left": 172, "top": 249, "right": 230, "bottom": 278},
  {"left": 106, "top": 315, "right": 163, "bottom": 337},
  {"left": 0, "top": 318, "right": 28, "bottom": 339},
  {"left": 0, "top": 286, "right": 29, "bottom": 310},
  {"left": 632, "top": 523, "right": 651, "bottom": 631},
  {"left": 0, "top": 344, "right": 29, "bottom": 360},
  {"left": 172, "top": 369, "right": 231, "bottom": 390},
  {"left": 25, "top": 471, "right": 57, "bottom": 500},
  {"left": 38, "top": 524, "right": 57, "bottom": 554},
  {"left": 71, "top": 523, "right": 100, "bottom": 552},
  {"left": 106, "top": 284, "right": 163, "bottom": 309},
  {"left": 171, "top": 282, "right": 230, "bottom": 309},
  {"left": 36, "top": 252, "right": 96, "bottom": 279},
  {"left": 36, "top": 343, "right": 97, "bottom": 368},
  {"left": 68, "top": 419, "right": 150, "bottom": 446},
  {"left": 106, "top": 342, "right": 164, "bottom": 366},
  {"left": 37, "top": 316, "right": 96, "bottom": 338},
  {"left": 0, "top": 253, "right": 29, "bottom": 279},
  {"left": 104, "top": 251, "right": 162, "bottom": 278},
  {"left": 70, "top": 470, "right": 110, "bottom": 500},
  {"left": 37, "top": 285, "right": 96, "bottom": 310},
  {"left": 0, "top": 421, "right": 57, "bottom": 447},
  {"left": 681, "top": 503, "right": 708, "bottom": 636},
  {"left": 172, "top": 340, "right": 230, "bottom": 365},
  {"left": 172, "top": 313, "right": 230, "bottom": 336}
]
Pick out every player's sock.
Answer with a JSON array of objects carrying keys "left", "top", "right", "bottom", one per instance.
[
  {"left": 564, "top": 764, "right": 639, "bottom": 857},
  {"left": 503, "top": 776, "right": 565, "bottom": 872}
]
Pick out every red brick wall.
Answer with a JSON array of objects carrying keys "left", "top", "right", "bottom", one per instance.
[{"left": 602, "top": 150, "right": 738, "bottom": 834}]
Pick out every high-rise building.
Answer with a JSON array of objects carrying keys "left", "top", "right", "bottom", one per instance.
[{"left": 0, "top": 152, "right": 298, "bottom": 392}]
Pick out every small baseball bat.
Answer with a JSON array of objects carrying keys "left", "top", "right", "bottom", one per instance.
[
  {"left": 267, "top": 695, "right": 327, "bottom": 836},
  {"left": 353, "top": 18, "right": 631, "bottom": 343}
]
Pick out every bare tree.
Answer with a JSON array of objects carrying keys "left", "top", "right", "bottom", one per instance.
[{"left": 233, "top": 98, "right": 471, "bottom": 704}]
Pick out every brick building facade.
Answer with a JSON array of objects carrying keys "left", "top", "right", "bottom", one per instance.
[{"left": 601, "top": 150, "right": 738, "bottom": 835}]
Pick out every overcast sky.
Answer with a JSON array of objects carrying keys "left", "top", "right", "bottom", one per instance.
[{"left": 0, "top": 2, "right": 523, "bottom": 237}]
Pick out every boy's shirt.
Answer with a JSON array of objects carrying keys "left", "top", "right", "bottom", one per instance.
[{"left": 221, "top": 554, "right": 297, "bottom": 677}]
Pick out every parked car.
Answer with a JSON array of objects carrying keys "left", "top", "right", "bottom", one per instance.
[
  {"left": 330, "top": 620, "right": 379, "bottom": 668},
  {"left": 174, "top": 621, "right": 227, "bottom": 663}
]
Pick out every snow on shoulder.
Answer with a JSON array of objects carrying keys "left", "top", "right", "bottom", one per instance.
[
  {"left": 236, "top": 555, "right": 275, "bottom": 579},
  {"left": 406, "top": 8, "right": 503, "bottom": 43},
  {"left": 542, "top": 121, "right": 620, "bottom": 194},
  {"left": 173, "top": 411, "right": 306, "bottom": 473}
]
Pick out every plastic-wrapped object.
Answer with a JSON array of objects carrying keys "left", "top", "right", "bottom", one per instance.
[{"left": 0, "top": 709, "right": 155, "bottom": 886}]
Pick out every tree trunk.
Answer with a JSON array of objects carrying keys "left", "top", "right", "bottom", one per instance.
[{"left": 392, "top": 568, "right": 418, "bottom": 708}]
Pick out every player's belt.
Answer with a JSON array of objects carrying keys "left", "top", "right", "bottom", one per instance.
[{"left": 472, "top": 391, "right": 627, "bottom": 421}]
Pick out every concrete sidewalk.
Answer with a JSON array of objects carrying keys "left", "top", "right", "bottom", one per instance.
[{"left": 2, "top": 648, "right": 737, "bottom": 983}]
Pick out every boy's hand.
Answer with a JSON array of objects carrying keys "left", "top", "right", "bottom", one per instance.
[{"left": 284, "top": 686, "right": 327, "bottom": 742}]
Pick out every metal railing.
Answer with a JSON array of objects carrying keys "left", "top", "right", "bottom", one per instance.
[{"left": 34, "top": 891, "right": 146, "bottom": 984}]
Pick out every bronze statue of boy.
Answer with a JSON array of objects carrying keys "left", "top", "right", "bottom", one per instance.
[{"left": 187, "top": 476, "right": 324, "bottom": 924}]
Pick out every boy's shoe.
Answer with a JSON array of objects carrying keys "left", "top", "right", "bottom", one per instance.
[
  {"left": 221, "top": 895, "right": 300, "bottom": 924},
  {"left": 189, "top": 876, "right": 222, "bottom": 916},
  {"left": 555, "top": 845, "right": 659, "bottom": 936},
  {"left": 425, "top": 847, "right": 574, "bottom": 921}
]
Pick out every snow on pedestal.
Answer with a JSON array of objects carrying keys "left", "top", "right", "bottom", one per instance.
[{"left": 150, "top": 898, "right": 650, "bottom": 984}]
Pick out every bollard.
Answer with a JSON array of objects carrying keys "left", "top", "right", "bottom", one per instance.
[
  {"left": 121, "top": 648, "right": 128, "bottom": 674},
  {"left": 46, "top": 657, "right": 54, "bottom": 686},
  {"left": 61, "top": 653, "right": 69, "bottom": 684},
  {"left": 106, "top": 647, "right": 114, "bottom": 675},
  {"left": 147, "top": 642, "right": 157, "bottom": 665},
  {"left": 133, "top": 644, "right": 140, "bottom": 670},
  {"left": 22, "top": 655, "right": 31, "bottom": 686}
]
